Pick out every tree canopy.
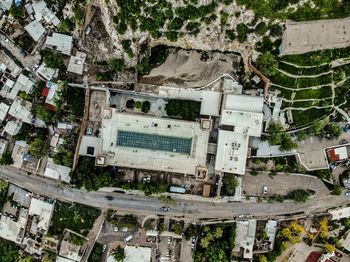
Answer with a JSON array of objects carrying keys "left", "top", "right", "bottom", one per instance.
[
  {"left": 112, "top": 247, "right": 125, "bottom": 262},
  {"left": 256, "top": 52, "right": 279, "bottom": 76},
  {"left": 0, "top": 239, "right": 20, "bottom": 262},
  {"left": 267, "top": 122, "right": 298, "bottom": 151}
]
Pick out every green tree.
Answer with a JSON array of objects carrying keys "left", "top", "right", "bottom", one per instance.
[
  {"left": 267, "top": 122, "right": 297, "bottom": 151},
  {"left": 255, "top": 22, "right": 268, "bottom": 35},
  {"left": 326, "top": 124, "right": 342, "bottom": 139},
  {"left": 71, "top": 234, "right": 85, "bottom": 246},
  {"left": 29, "top": 138, "right": 48, "bottom": 157},
  {"left": 108, "top": 58, "right": 125, "bottom": 72},
  {"left": 0, "top": 240, "right": 20, "bottom": 262},
  {"left": 112, "top": 246, "right": 125, "bottom": 262},
  {"left": 332, "top": 186, "right": 342, "bottom": 195},
  {"left": 35, "top": 105, "right": 54, "bottom": 123},
  {"left": 324, "top": 243, "right": 335, "bottom": 254},
  {"left": 286, "top": 189, "right": 310, "bottom": 202},
  {"left": 256, "top": 52, "right": 278, "bottom": 76},
  {"left": 42, "top": 51, "right": 64, "bottom": 69},
  {"left": 173, "top": 223, "right": 183, "bottom": 235},
  {"left": 141, "top": 101, "right": 151, "bottom": 113},
  {"left": 236, "top": 23, "right": 248, "bottom": 43},
  {"left": 20, "top": 256, "right": 33, "bottom": 262},
  {"left": 9, "top": 5, "right": 23, "bottom": 19},
  {"left": 223, "top": 175, "right": 238, "bottom": 196},
  {"left": 0, "top": 152, "right": 14, "bottom": 166}
]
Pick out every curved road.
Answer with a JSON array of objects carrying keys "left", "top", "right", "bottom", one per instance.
[{"left": 0, "top": 167, "right": 348, "bottom": 220}]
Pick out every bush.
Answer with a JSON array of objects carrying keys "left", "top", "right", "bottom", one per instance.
[
  {"left": 286, "top": 189, "right": 310, "bottom": 202},
  {"left": 222, "top": 175, "right": 238, "bottom": 196},
  {"left": 256, "top": 53, "right": 279, "bottom": 77},
  {"left": 141, "top": 101, "right": 150, "bottom": 113},
  {"left": 49, "top": 201, "right": 101, "bottom": 236},
  {"left": 165, "top": 100, "right": 200, "bottom": 121},
  {"left": 255, "top": 22, "right": 268, "bottom": 35},
  {"left": 236, "top": 23, "right": 248, "bottom": 43},
  {"left": 126, "top": 99, "right": 135, "bottom": 109},
  {"left": 41, "top": 50, "right": 65, "bottom": 69},
  {"left": 269, "top": 24, "right": 283, "bottom": 37},
  {"left": 135, "top": 101, "right": 142, "bottom": 109}
]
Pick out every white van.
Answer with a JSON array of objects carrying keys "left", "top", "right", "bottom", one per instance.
[{"left": 123, "top": 234, "right": 133, "bottom": 242}]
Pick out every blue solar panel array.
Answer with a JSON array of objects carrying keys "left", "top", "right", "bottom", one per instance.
[{"left": 117, "top": 130, "right": 192, "bottom": 155}]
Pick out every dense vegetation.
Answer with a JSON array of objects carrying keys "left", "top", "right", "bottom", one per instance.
[
  {"left": 49, "top": 201, "right": 101, "bottom": 236},
  {"left": 236, "top": 0, "right": 350, "bottom": 21},
  {"left": 88, "top": 243, "right": 104, "bottom": 262},
  {"left": 165, "top": 100, "right": 201, "bottom": 121},
  {"left": 0, "top": 239, "right": 20, "bottom": 262},
  {"left": 71, "top": 156, "right": 168, "bottom": 195},
  {"left": 267, "top": 122, "right": 298, "bottom": 151},
  {"left": 188, "top": 223, "right": 236, "bottom": 262}
]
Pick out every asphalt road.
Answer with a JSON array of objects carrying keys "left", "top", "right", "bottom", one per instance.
[{"left": 0, "top": 167, "right": 348, "bottom": 220}]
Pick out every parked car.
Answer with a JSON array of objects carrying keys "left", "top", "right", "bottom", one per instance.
[
  {"left": 335, "top": 251, "right": 343, "bottom": 257},
  {"left": 340, "top": 139, "right": 348, "bottom": 145},
  {"left": 161, "top": 206, "right": 171, "bottom": 212},
  {"left": 329, "top": 163, "right": 337, "bottom": 171},
  {"left": 262, "top": 186, "right": 268, "bottom": 194},
  {"left": 113, "top": 226, "right": 119, "bottom": 232},
  {"left": 345, "top": 192, "right": 350, "bottom": 196},
  {"left": 123, "top": 234, "right": 133, "bottom": 242},
  {"left": 105, "top": 195, "right": 113, "bottom": 201}
]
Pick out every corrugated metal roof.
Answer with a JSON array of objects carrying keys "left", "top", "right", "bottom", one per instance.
[{"left": 224, "top": 94, "right": 264, "bottom": 113}]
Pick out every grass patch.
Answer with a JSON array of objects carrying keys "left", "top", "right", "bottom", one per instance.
[
  {"left": 291, "top": 100, "right": 315, "bottom": 108},
  {"left": 271, "top": 85, "right": 293, "bottom": 100},
  {"left": 294, "top": 86, "right": 332, "bottom": 100},
  {"left": 291, "top": 108, "right": 331, "bottom": 128},
  {"left": 333, "top": 63, "right": 350, "bottom": 83},
  {"left": 270, "top": 71, "right": 297, "bottom": 88},
  {"left": 297, "top": 74, "right": 332, "bottom": 88},
  {"left": 281, "top": 46, "right": 350, "bottom": 66},
  {"left": 49, "top": 201, "right": 101, "bottom": 237},
  {"left": 278, "top": 62, "right": 331, "bottom": 76}
]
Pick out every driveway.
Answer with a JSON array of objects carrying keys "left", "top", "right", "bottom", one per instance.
[
  {"left": 241, "top": 172, "right": 329, "bottom": 197},
  {"left": 297, "top": 131, "right": 350, "bottom": 170}
]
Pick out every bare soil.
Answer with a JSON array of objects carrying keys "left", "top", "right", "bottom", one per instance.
[{"left": 140, "top": 49, "right": 241, "bottom": 88}]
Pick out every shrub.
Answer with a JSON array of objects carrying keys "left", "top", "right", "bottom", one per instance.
[
  {"left": 141, "top": 101, "right": 151, "bottom": 113},
  {"left": 255, "top": 22, "right": 268, "bottom": 35},
  {"left": 286, "top": 189, "right": 310, "bottom": 202},
  {"left": 236, "top": 23, "right": 248, "bottom": 43},
  {"left": 135, "top": 101, "right": 142, "bottom": 109}
]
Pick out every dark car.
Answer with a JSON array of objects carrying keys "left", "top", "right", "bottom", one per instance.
[
  {"left": 161, "top": 206, "right": 171, "bottom": 211},
  {"left": 105, "top": 196, "right": 114, "bottom": 201}
]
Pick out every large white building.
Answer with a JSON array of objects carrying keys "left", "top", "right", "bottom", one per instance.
[
  {"left": 81, "top": 110, "right": 211, "bottom": 175},
  {"left": 80, "top": 77, "right": 264, "bottom": 176},
  {"left": 215, "top": 94, "right": 264, "bottom": 175}
]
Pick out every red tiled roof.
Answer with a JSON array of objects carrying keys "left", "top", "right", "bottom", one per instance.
[
  {"left": 41, "top": 87, "right": 49, "bottom": 97},
  {"left": 306, "top": 251, "right": 322, "bottom": 262},
  {"left": 328, "top": 148, "right": 340, "bottom": 161}
]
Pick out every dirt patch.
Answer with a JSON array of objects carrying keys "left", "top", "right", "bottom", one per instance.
[
  {"left": 82, "top": 7, "right": 118, "bottom": 61},
  {"left": 140, "top": 49, "right": 241, "bottom": 88}
]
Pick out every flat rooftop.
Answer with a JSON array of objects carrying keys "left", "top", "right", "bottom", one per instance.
[
  {"left": 215, "top": 130, "right": 249, "bottom": 175},
  {"left": 215, "top": 93, "right": 264, "bottom": 175},
  {"left": 117, "top": 130, "right": 192, "bottom": 155},
  {"left": 97, "top": 110, "right": 209, "bottom": 175},
  {"left": 282, "top": 17, "right": 350, "bottom": 55}
]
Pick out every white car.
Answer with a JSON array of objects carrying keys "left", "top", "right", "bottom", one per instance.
[
  {"left": 113, "top": 227, "right": 118, "bottom": 232},
  {"left": 262, "top": 186, "right": 268, "bottom": 194}
]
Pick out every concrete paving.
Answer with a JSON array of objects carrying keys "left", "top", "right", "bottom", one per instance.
[
  {"left": 242, "top": 173, "right": 329, "bottom": 197},
  {"left": 297, "top": 131, "right": 350, "bottom": 170},
  {"left": 1, "top": 166, "right": 350, "bottom": 220}
]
